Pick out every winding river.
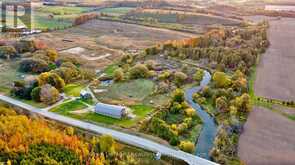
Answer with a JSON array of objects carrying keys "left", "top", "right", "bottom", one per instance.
[{"left": 185, "top": 71, "right": 217, "bottom": 160}]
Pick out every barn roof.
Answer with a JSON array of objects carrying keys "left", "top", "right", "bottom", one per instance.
[{"left": 95, "top": 103, "right": 125, "bottom": 118}]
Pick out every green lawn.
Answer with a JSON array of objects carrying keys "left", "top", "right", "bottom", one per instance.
[
  {"left": 37, "top": 6, "right": 92, "bottom": 15},
  {"left": 202, "top": 98, "right": 216, "bottom": 117},
  {"left": 104, "top": 64, "right": 119, "bottom": 77},
  {"left": 143, "top": 94, "right": 170, "bottom": 107},
  {"left": 2, "top": 11, "right": 76, "bottom": 30},
  {"left": 51, "top": 100, "right": 87, "bottom": 115},
  {"left": 248, "top": 65, "right": 257, "bottom": 100},
  {"left": 51, "top": 101, "right": 153, "bottom": 128},
  {"left": 98, "top": 7, "right": 134, "bottom": 16},
  {"left": 64, "top": 84, "right": 85, "bottom": 97},
  {"left": 97, "top": 79, "right": 155, "bottom": 103}
]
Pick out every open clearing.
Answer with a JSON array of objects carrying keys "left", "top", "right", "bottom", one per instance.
[
  {"left": 31, "top": 19, "right": 194, "bottom": 69},
  {"left": 254, "top": 18, "right": 295, "bottom": 101},
  {"left": 238, "top": 107, "right": 295, "bottom": 165},
  {"left": 95, "top": 79, "right": 155, "bottom": 105},
  {"left": 58, "top": 19, "right": 195, "bottom": 50}
]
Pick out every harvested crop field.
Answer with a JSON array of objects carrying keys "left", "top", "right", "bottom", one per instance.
[
  {"left": 31, "top": 19, "right": 194, "bottom": 69},
  {"left": 238, "top": 107, "right": 295, "bottom": 165},
  {"left": 254, "top": 18, "right": 295, "bottom": 101},
  {"left": 125, "top": 9, "right": 241, "bottom": 26},
  {"left": 58, "top": 19, "right": 195, "bottom": 50}
]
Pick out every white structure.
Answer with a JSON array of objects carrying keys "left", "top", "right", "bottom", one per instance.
[
  {"left": 95, "top": 103, "right": 127, "bottom": 119},
  {"left": 80, "top": 90, "right": 92, "bottom": 99}
]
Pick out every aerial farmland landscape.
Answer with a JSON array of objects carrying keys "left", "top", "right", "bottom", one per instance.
[{"left": 0, "top": 0, "right": 295, "bottom": 165}]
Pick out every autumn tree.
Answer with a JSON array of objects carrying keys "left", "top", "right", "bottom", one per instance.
[
  {"left": 38, "top": 72, "right": 65, "bottom": 91},
  {"left": 178, "top": 141, "right": 195, "bottom": 153},
  {"left": 212, "top": 71, "right": 232, "bottom": 88},
  {"left": 31, "top": 87, "right": 41, "bottom": 102},
  {"left": 99, "top": 135, "right": 115, "bottom": 155},
  {"left": 0, "top": 46, "right": 17, "bottom": 60},
  {"left": 129, "top": 64, "right": 150, "bottom": 79},
  {"left": 46, "top": 48, "right": 58, "bottom": 62},
  {"left": 174, "top": 71, "right": 188, "bottom": 86},
  {"left": 19, "top": 58, "right": 49, "bottom": 73},
  {"left": 194, "top": 69, "right": 204, "bottom": 84},
  {"left": 172, "top": 88, "right": 185, "bottom": 103},
  {"left": 40, "top": 84, "right": 60, "bottom": 105},
  {"left": 113, "top": 68, "right": 124, "bottom": 82}
]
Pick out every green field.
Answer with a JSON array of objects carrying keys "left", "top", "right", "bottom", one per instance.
[
  {"left": 64, "top": 84, "right": 85, "bottom": 97},
  {"left": 103, "top": 64, "right": 119, "bottom": 76},
  {"left": 51, "top": 100, "right": 88, "bottom": 115},
  {"left": 98, "top": 7, "right": 134, "bottom": 16},
  {"left": 96, "top": 79, "right": 155, "bottom": 104},
  {"left": 37, "top": 6, "right": 92, "bottom": 15},
  {"left": 1, "top": 6, "right": 94, "bottom": 30},
  {"left": 0, "top": 60, "right": 27, "bottom": 94},
  {"left": 51, "top": 101, "right": 154, "bottom": 128}
]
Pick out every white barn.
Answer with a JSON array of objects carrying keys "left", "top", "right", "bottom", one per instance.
[{"left": 95, "top": 103, "right": 127, "bottom": 119}]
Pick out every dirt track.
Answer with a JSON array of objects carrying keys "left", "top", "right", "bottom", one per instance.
[
  {"left": 254, "top": 18, "right": 295, "bottom": 101},
  {"left": 238, "top": 107, "right": 295, "bottom": 165}
]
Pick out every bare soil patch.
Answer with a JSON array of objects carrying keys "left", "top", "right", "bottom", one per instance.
[
  {"left": 254, "top": 18, "right": 295, "bottom": 100},
  {"left": 61, "top": 19, "right": 195, "bottom": 50},
  {"left": 238, "top": 107, "right": 295, "bottom": 165},
  {"left": 30, "top": 19, "right": 194, "bottom": 69}
]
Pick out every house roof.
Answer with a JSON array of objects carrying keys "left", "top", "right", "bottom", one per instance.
[{"left": 95, "top": 103, "right": 125, "bottom": 118}]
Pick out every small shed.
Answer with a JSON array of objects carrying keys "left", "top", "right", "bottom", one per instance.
[
  {"left": 80, "top": 90, "right": 92, "bottom": 100},
  {"left": 95, "top": 103, "right": 127, "bottom": 119}
]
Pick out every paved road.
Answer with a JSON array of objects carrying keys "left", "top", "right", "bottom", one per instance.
[{"left": 0, "top": 95, "right": 218, "bottom": 165}]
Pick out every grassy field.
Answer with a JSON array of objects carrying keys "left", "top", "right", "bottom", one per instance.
[
  {"left": 0, "top": 60, "right": 28, "bottom": 94},
  {"left": 51, "top": 100, "right": 88, "bottom": 115},
  {"left": 125, "top": 9, "right": 241, "bottom": 26},
  {"left": 37, "top": 6, "right": 92, "bottom": 15},
  {"left": 64, "top": 84, "right": 85, "bottom": 97},
  {"left": 1, "top": 6, "right": 94, "bottom": 30},
  {"left": 103, "top": 64, "right": 119, "bottom": 76},
  {"left": 51, "top": 101, "right": 154, "bottom": 128},
  {"left": 96, "top": 79, "right": 155, "bottom": 104},
  {"left": 98, "top": 7, "right": 134, "bottom": 16}
]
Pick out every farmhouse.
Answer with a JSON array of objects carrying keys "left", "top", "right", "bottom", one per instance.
[{"left": 95, "top": 103, "right": 127, "bottom": 119}]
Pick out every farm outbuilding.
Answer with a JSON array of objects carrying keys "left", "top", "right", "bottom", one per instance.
[
  {"left": 94, "top": 103, "right": 127, "bottom": 119},
  {"left": 80, "top": 90, "right": 92, "bottom": 100}
]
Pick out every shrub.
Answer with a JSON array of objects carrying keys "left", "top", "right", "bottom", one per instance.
[
  {"left": 170, "top": 102, "right": 183, "bottom": 114},
  {"left": 171, "top": 89, "right": 185, "bottom": 103},
  {"left": 178, "top": 141, "right": 195, "bottom": 153},
  {"left": 31, "top": 87, "right": 41, "bottom": 102},
  {"left": 37, "top": 72, "right": 65, "bottom": 91},
  {"left": 0, "top": 46, "right": 17, "bottom": 59},
  {"left": 185, "top": 108, "right": 196, "bottom": 117},
  {"left": 212, "top": 71, "right": 232, "bottom": 88},
  {"left": 174, "top": 71, "right": 188, "bottom": 86},
  {"left": 17, "top": 144, "right": 80, "bottom": 165},
  {"left": 158, "top": 70, "right": 171, "bottom": 80},
  {"left": 145, "top": 60, "right": 156, "bottom": 70},
  {"left": 194, "top": 69, "right": 204, "bottom": 83},
  {"left": 40, "top": 84, "right": 60, "bottom": 105},
  {"left": 113, "top": 68, "right": 124, "bottom": 82},
  {"left": 15, "top": 40, "right": 35, "bottom": 53},
  {"left": 46, "top": 48, "right": 58, "bottom": 62},
  {"left": 129, "top": 64, "right": 150, "bottom": 79},
  {"left": 19, "top": 58, "right": 49, "bottom": 73},
  {"left": 11, "top": 81, "right": 35, "bottom": 100}
]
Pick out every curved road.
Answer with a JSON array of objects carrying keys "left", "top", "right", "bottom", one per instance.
[
  {"left": 185, "top": 71, "right": 217, "bottom": 160},
  {"left": 0, "top": 94, "right": 218, "bottom": 165}
]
